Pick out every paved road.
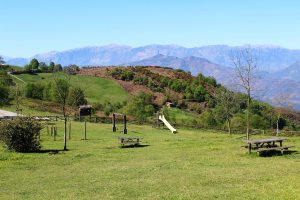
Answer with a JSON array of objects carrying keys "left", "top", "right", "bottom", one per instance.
[{"left": 0, "top": 109, "right": 18, "bottom": 118}]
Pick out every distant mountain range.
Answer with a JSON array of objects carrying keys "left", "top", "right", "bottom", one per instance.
[
  {"left": 123, "top": 54, "right": 233, "bottom": 82},
  {"left": 3, "top": 44, "right": 300, "bottom": 72},
  {"left": 2, "top": 44, "right": 300, "bottom": 110}
]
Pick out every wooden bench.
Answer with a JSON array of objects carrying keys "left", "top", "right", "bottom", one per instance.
[
  {"left": 255, "top": 146, "right": 295, "bottom": 155},
  {"left": 118, "top": 136, "right": 142, "bottom": 147}
]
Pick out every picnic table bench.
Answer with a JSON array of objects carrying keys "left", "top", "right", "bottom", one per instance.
[
  {"left": 243, "top": 138, "right": 295, "bottom": 155},
  {"left": 118, "top": 136, "right": 143, "bottom": 147}
]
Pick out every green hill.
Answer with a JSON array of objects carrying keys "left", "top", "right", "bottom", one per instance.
[{"left": 12, "top": 73, "right": 129, "bottom": 104}]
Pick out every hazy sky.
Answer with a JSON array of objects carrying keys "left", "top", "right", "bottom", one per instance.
[{"left": 1, "top": 0, "right": 300, "bottom": 57}]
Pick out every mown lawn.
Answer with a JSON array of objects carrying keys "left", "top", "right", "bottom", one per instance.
[
  {"left": 1, "top": 122, "right": 300, "bottom": 200},
  {"left": 12, "top": 73, "right": 129, "bottom": 104}
]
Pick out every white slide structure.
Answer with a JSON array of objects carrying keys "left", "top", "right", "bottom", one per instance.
[{"left": 158, "top": 114, "right": 177, "bottom": 133}]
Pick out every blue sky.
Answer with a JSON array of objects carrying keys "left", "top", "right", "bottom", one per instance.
[{"left": 1, "top": 0, "right": 300, "bottom": 57}]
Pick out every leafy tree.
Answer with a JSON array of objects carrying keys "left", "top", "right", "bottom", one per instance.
[
  {"left": 49, "top": 61, "right": 55, "bottom": 72},
  {"left": 214, "top": 88, "right": 238, "bottom": 134},
  {"left": 193, "top": 85, "right": 206, "bottom": 102},
  {"left": 68, "top": 87, "right": 87, "bottom": 107},
  {"left": 53, "top": 73, "right": 71, "bottom": 150},
  {"left": 205, "top": 76, "right": 217, "bottom": 87},
  {"left": 29, "top": 59, "right": 39, "bottom": 70},
  {"left": 199, "top": 110, "right": 217, "bottom": 128},
  {"left": 43, "top": 82, "right": 53, "bottom": 101},
  {"left": 0, "top": 71, "right": 14, "bottom": 86},
  {"left": 124, "top": 92, "right": 155, "bottom": 122},
  {"left": 230, "top": 114, "right": 246, "bottom": 131},
  {"left": 54, "top": 64, "right": 63, "bottom": 72},
  {"left": 39, "top": 62, "right": 49, "bottom": 72}
]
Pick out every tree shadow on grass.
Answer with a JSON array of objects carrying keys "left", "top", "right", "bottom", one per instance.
[
  {"left": 120, "top": 144, "right": 150, "bottom": 149},
  {"left": 37, "top": 149, "right": 66, "bottom": 154},
  {"left": 259, "top": 150, "right": 297, "bottom": 157}
]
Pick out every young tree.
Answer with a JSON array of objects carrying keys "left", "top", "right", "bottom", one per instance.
[
  {"left": 231, "top": 47, "right": 259, "bottom": 139},
  {"left": 215, "top": 88, "right": 238, "bottom": 134},
  {"left": 53, "top": 73, "right": 71, "bottom": 150},
  {"left": 14, "top": 84, "right": 23, "bottom": 115}
]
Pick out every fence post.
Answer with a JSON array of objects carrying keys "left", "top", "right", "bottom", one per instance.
[
  {"left": 84, "top": 121, "right": 87, "bottom": 140},
  {"left": 53, "top": 127, "right": 56, "bottom": 141}
]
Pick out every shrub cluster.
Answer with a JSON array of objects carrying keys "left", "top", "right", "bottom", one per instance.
[
  {"left": 25, "top": 82, "right": 87, "bottom": 107},
  {"left": 0, "top": 118, "right": 42, "bottom": 152}
]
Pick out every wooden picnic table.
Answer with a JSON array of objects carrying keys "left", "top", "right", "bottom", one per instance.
[
  {"left": 243, "top": 138, "right": 294, "bottom": 155},
  {"left": 118, "top": 136, "right": 143, "bottom": 147}
]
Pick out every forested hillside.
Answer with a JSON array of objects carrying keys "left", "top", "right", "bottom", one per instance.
[{"left": 1, "top": 61, "right": 300, "bottom": 133}]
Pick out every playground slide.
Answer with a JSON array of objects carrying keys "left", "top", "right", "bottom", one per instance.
[{"left": 158, "top": 114, "right": 177, "bottom": 133}]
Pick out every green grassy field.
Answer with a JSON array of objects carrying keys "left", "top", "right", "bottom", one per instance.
[
  {"left": 1, "top": 121, "right": 300, "bottom": 200},
  {"left": 12, "top": 73, "right": 129, "bottom": 104}
]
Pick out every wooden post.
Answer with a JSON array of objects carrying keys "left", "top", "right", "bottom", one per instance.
[
  {"left": 50, "top": 126, "right": 53, "bottom": 136},
  {"left": 157, "top": 112, "right": 159, "bottom": 128},
  {"left": 54, "top": 127, "right": 56, "bottom": 141},
  {"left": 124, "top": 115, "right": 127, "bottom": 134},
  {"left": 113, "top": 113, "right": 116, "bottom": 132},
  {"left": 69, "top": 122, "right": 71, "bottom": 140},
  {"left": 47, "top": 126, "right": 49, "bottom": 135},
  {"left": 84, "top": 121, "right": 87, "bottom": 140},
  {"left": 248, "top": 143, "right": 251, "bottom": 154}
]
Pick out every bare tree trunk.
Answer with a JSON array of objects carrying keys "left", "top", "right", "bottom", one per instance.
[
  {"left": 64, "top": 117, "right": 67, "bottom": 150},
  {"left": 276, "top": 115, "right": 280, "bottom": 136},
  {"left": 227, "top": 119, "right": 231, "bottom": 134},
  {"left": 246, "top": 95, "right": 250, "bottom": 139}
]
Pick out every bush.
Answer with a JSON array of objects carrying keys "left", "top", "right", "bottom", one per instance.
[
  {"left": 68, "top": 87, "right": 87, "bottom": 107},
  {"left": 25, "top": 83, "right": 44, "bottom": 100},
  {"left": 64, "top": 64, "right": 80, "bottom": 75},
  {"left": 124, "top": 92, "right": 155, "bottom": 122},
  {"left": 0, "top": 71, "right": 14, "bottom": 86},
  {"left": 0, "top": 118, "right": 42, "bottom": 152},
  {"left": 0, "top": 85, "right": 10, "bottom": 106}
]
